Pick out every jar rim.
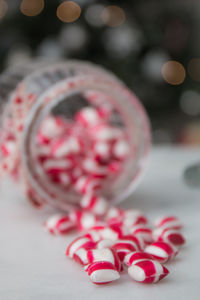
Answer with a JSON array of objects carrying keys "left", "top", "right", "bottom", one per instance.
[{"left": 21, "top": 71, "right": 151, "bottom": 211}]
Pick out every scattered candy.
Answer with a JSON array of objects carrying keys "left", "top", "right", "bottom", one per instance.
[
  {"left": 124, "top": 251, "right": 154, "bottom": 267},
  {"left": 86, "top": 261, "right": 120, "bottom": 284},
  {"left": 153, "top": 228, "right": 185, "bottom": 247},
  {"left": 66, "top": 236, "right": 93, "bottom": 258},
  {"left": 44, "top": 214, "right": 76, "bottom": 235},
  {"left": 155, "top": 216, "right": 182, "bottom": 230},
  {"left": 74, "top": 176, "right": 102, "bottom": 195},
  {"left": 144, "top": 241, "right": 178, "bottom": 263},
  {"left": 73, "top": 241, "right": 97, "bottom": 265},
  {"left": 87, "top": 248, "right": 121, "bottom": 272},
  {"left": 71, "top": 210, "right": 98, "bottom": 231},
  {"left": 129, "top": 224, "right": 153, "bottom": 244},
  {"left": 80, "top": 194, "right": 108, "bottom": 216},
  {"left": 44, "top": 208, "right": 186, "bottom": 286},
  {"left": 128, "top": 259, "right": 169, "bottom": 283}
]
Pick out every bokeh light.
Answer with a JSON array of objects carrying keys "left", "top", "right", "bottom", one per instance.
[
  {"left": 37, "top": 38, "right": 64, "bottom": 58},
  {"left": 101, "top": 5, "right": 126, "bottom": 27},
  {"left": 104, "top": 26, "right": 143, "bottom": 58},
  {"left": 85, "top": 4, "right": 104, "bottom": 27},
  {"left": 0, "top": 0, "right": 8, "bottom": 19},
  {"left": 20, "top": 0, "right": 44, "bottom": 17},
  {"left": 180, "top": 123, "right": 200, "bottom": 146},
  {"left": 161, "top": 60, "right": 186, "bottom": 85},
  {"left": 180, "top": 90, "right": 200, "bottom": 116},
  {"left": 59, "top": 24, "right": 88, "bottom": 52},
  {"left": 188, "top": 58, "right": 200, "bottom": 81},
  {"left": 6, "top": 44, "right": 32, "bottom": 67},
  {"left": 56, "top": 1, "right": 81, "bottom": 23},
  {"left": 142, "top": 50, "right": 169, "bottom": 81}
]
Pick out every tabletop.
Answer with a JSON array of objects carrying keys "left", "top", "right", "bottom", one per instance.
[{"left": 0, "top": 146, "right": 200, "bottom": 300}]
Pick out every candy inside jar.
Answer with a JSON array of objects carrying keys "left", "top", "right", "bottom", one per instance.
[{"left": 0, "top": 60, "right": 151, "bottom": 211}]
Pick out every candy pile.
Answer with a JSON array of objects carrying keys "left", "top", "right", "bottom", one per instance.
[
  {"left": 45, "top": 210, "right": 185, "bottom": 285},
  {"left": 36, "top": 103, "right": 130, "bottom": 196}
]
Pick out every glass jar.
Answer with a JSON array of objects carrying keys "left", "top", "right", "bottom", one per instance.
[{"left": 0, "top": 60, "right": 151, "bottom": 211}]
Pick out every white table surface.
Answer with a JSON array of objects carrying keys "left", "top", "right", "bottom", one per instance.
[{"left": 1, "top": 146, "right": 200, "bottom": 300}]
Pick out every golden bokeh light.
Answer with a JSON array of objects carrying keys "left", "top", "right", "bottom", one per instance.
[
  {"left": 101, "top": 5, "right": 126, "bottom": 27},
  {"left": 20, "top": 0, "right": 44, "bottom": 17},
  {"left": 188, "top": 58, "right": 200, "bottom": 81},
  {"left": 56, "top": 1, "right": 81, "bottom": 23},
  {"left": 161, "top": 60, "right": 186, "bottom": 85},
  {"left": 0, "top": 0, "right": 8, "bottom": 19}
]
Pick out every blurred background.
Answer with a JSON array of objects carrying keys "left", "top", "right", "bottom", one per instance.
[{"left": 0, "top": 0, "right": 200, "bottom": 145}]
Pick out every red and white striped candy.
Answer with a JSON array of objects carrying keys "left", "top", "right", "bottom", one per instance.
[
  {"left": 50, "top": 136, "right": 82, "bottom": 158},
  {"left": 124, "top": 251, "right": 154, "bottom": 267},
  {"left": 92, "top": 141, "right": 111, "bottom": 162},
  {"left": 81, "top": 158, "right": 108, "bottom": 178},
  {"left": 87, "top": 248, "right": 121, "bottom": 272},
  {"left": 124, "top": 234, "right": 145, "bottom": 250},
  {"left": 84, "top": 230, "right": 102, "bottom": 242},
  {"left": 129, "top": 225, "right": 153, "bottom": 244},
  {"left": 86, "top": 261, "right": 120, "bottom": 284},
  {"left": 86, "top": 224, "right": 123, "bottom": 241},
  {"left": 106, "top": 206, "right": 124, "bottom": 221},
  {"left": 43, "top": 158, "right": 74, "bottom": 174},
  {"left": 97, "top": 103, "right": 113, "bottom": 120},
  {"left": 90, "top": 124, "right": 123, "bottom": 142},
  {"left": 112, "top": 139, "right": 129, "bottom": 159},
  {"left": 70, "top": 167, "right": 83, "bottom": 182},
  {"left": 128, "top": 259, "right": 169, "bottom": 283},
  {"left": 80, "top": 194, "right": 108, "bottom": 216},
  {"left": 107, "top": 210, "right": 148, "bottom": 228},
  {"left": 123, "top": 210, "right": 148, "bottom": 227},
  {"left": 155, "top": 216, "right": 182, "bottom": 230},
  {"left": 83, "top": 91, "right": 113, "bottom": 118},
  {"left": 74, "top": 176, "right": 102, "bottom": 195},
  {"left": 73, "top": 241, "right": 97, "bottom": 265},
  {"left": 40, "top": 116, "right": 64, "bottom": 140},
  {"left": 145, "top": 241, "right": 178, "bottom": 263},
  {"left": 153, "top": 228, "right": 185, "bottom": 247},
  {"left": 96, "top": 239, "right": 116, "bottom": 249},
  {"left": 75, "top": 107, "right": 103, "bottom": 127},
  {"left": 70, "top": 211, "right": 98, "bottom": 231},
  {"left": 44, "top": 214, "right": 76, "bottom": 235},
  {"left": 112, "top": 236, "right": 141, "bottom": 262},
  {"left": 99, "top": 225, "right": 124, "bottom": 240},
  {"left": 66, "top": 236, "right": 94, "bottom": 258},
  {"left": 57, "top": 172, "right": 72, "bottom": 187}
]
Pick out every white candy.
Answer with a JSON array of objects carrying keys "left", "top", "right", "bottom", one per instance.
[
  {"left": 93, "top": 141, "right": 111, "bottom": 161},
  {"left": 128, "top": 259, "right": 169, "bottom": 283},
  {"left": 97, "top": 239, "right": 116, "bottom": 249},
  {"left": 75, "top": 107, "right": 102, "bottom": 127},
  {"left": 40, "top": 117, "right": 63, "bottom": 138},
  {"left": 44, "top": 214, "right": 76, "bottom": 235},
  {"left": 113, "top": 140, "right": 129, "bottom": 159},
  {"left": 86, "top": 261, "right": 120, "bottom": 284},
  {"left": 66, "top": 236, "right": 91, "bottom": 258},
  {"left": 43, "top": 158, "right": 73, "bottom": 171},
  {"left": 80, "top": 194, "right": 108, "bottom": 216},
  {"left": 82, "top": 158, "right": 107, "bottom": 178},
  {"left": 51, "top": 137, "right": 81, "bottom": 158}
]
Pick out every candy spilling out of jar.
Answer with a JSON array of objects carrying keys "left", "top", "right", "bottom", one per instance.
[{"left": 44, "top": 209, "right": 185, "bottom": 285}]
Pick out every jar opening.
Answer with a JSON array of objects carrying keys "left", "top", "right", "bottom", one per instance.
[{"left": 22, "top": 75, "right": 150, "bottom": 211}]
